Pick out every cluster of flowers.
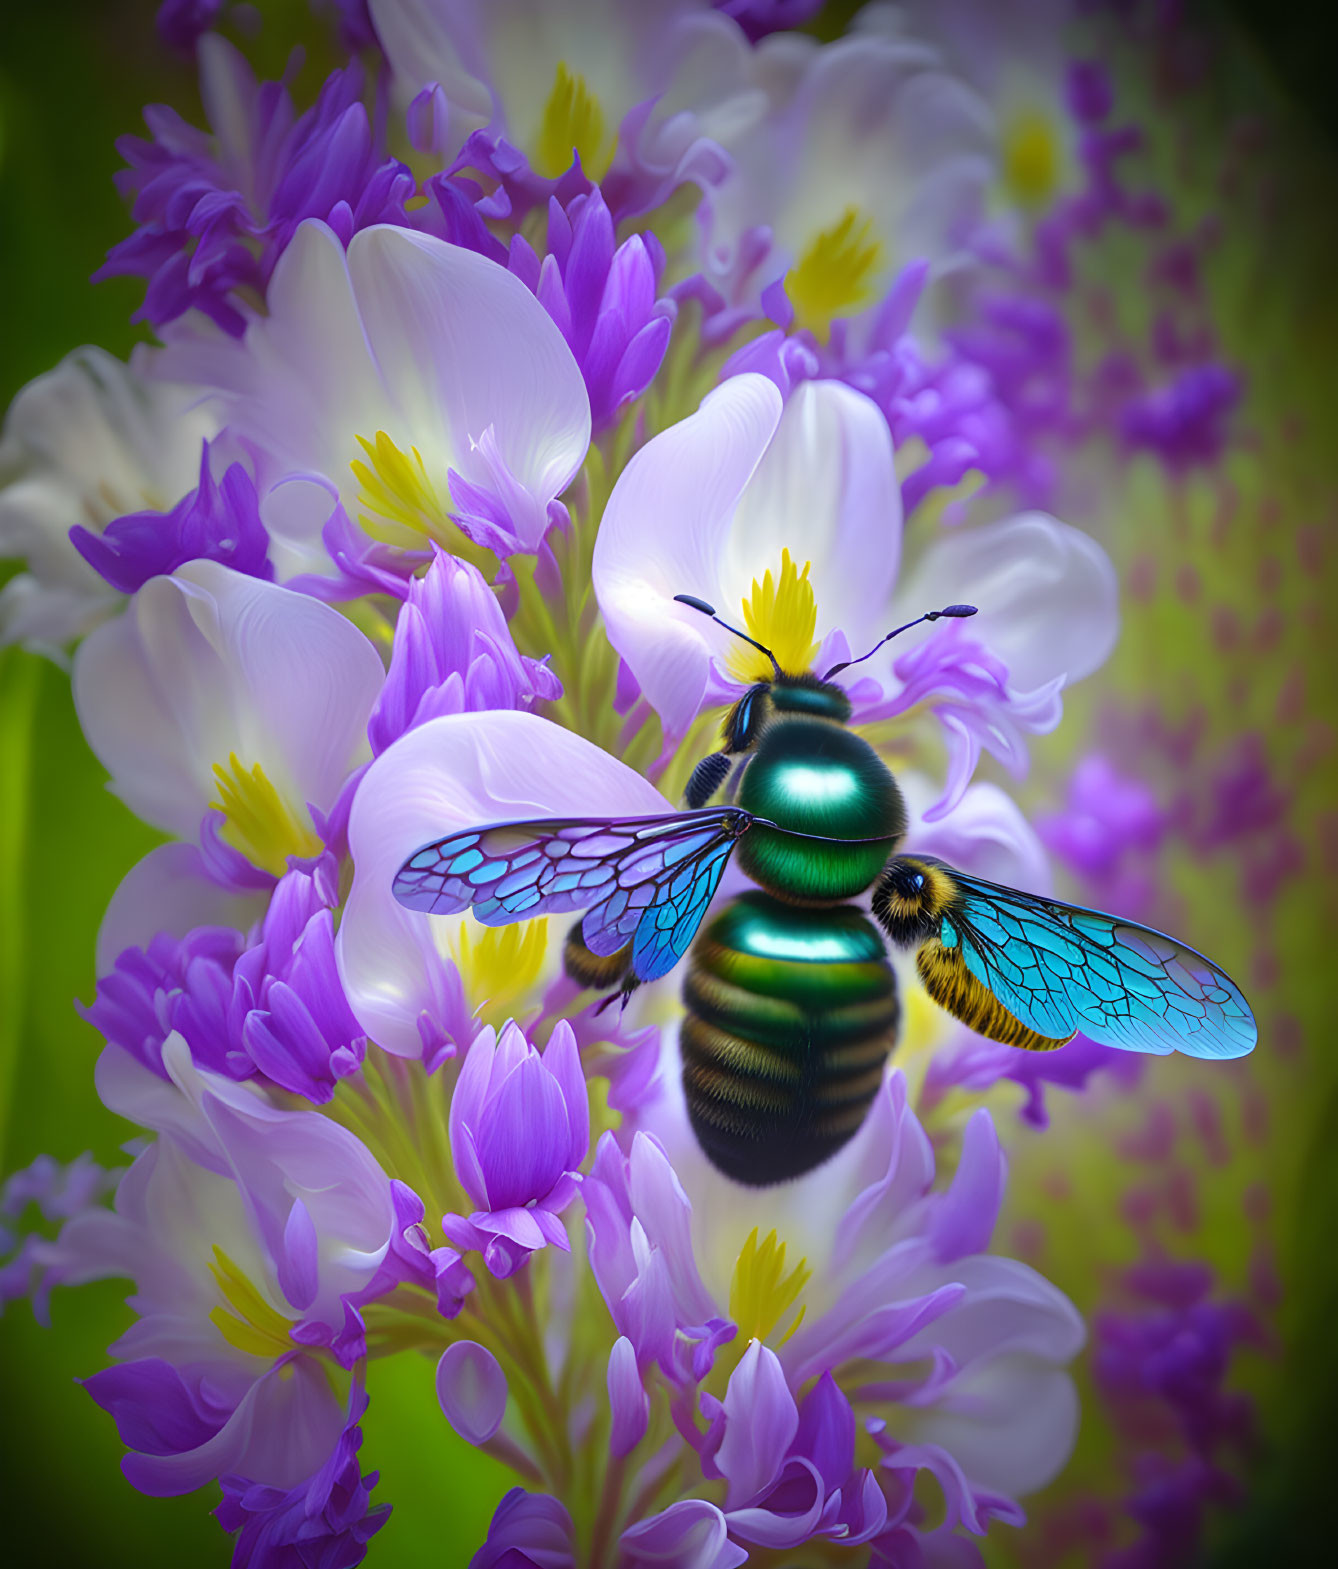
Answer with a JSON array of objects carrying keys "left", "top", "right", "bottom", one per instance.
[{"left": 0, "top": 0, "right": 1266, "bottom": 1564}]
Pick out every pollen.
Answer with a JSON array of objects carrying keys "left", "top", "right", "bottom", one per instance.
[
  {"left": 455, "top": 914, "right": 551, "bottom": 1027},
  {"left": 731, "top": 548, "right": 821, "bottom": 682},
  {"left": 785, "top": 206, "right": 883, "bottom": 341},
  {"left": 350, "top": 431, "right": 452, "bottom": 548},
  {"left": 207, "top": 1247, "right": 294, "bottom": 1361},
  {"left": 729, "top": 1226, "right": 811, "bottom": 1345},
  {"left": 1001, "top": 107, "right": 1060, "bottom": 209},
  {"left": 210, "top": 753, "right": 322, "bottom": 878},
  {"left": 534, "top": 61, "right": 611, "bottom": 181}
]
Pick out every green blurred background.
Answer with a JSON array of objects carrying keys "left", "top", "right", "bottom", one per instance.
[{"left": 1, "top": 1, "right": 1336, "bottom": 1564}]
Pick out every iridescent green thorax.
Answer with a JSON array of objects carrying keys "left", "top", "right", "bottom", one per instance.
[
  {"left": 767, "top": 673, "right": 852, "bottom": 722},
  {"left": 736, "top": 714, "right": 905, "bottom": 902},
  {"left": 682, "top": 891, "right": 899, "bottom": 1185}
]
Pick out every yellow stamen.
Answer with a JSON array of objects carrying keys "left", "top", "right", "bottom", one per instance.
[
  {"left": 351, "top": 431, "right": 453, "bottom": 548},
  {"left": 729, "top": 1226, "right": 811, "bottom": 1346},
  {"left": 730, "top": 548, "right": 821, "bottom": 683},
  {"left": 1001, "top": 107, "right": 1060, "bottom": 209},
  {"left": 207, "top": 1247, "right": 293, "bottom": 1361},
  {"left": 454, "top": 915, "right": 551, "bottom": 1027},
  {"left": 786, "top": 206, "right": 883, "bottom": 341},
  {"left": 210, "top": 753, "right": 321, "bottom": 878},
  {"left": 534, "top": 62, "right": 611, "bottom": 181}
]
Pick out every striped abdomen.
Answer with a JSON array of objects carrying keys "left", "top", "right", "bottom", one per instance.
[{"left": 681, "top": 891, "right": 899, "bottom": 1185}]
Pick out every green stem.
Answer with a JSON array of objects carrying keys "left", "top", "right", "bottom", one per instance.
[{"left": 0, "top": 649, "right": 40, "bottom": 1170}]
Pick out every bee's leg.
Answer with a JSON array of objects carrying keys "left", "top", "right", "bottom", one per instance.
[
  {"left": 684, "top": 751, "right": 732, "bottom": 809},
  {"left": 593, "top": 974, "right": 642, "bottom": 1018}
]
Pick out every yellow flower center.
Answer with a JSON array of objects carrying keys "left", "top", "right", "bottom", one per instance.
[
  {"left": 785, "top": 206, "right": 884, "bottom": 341},
  {"left": 351, "top": 431, "right": 452, "bottom": 549},
  {"left": 729, "top": 1226, "right": 811, "bottom": 1345},
  {"left": 1001, "top": 106, "right": 1061, "bottom": 209},
  {"left": 208, "top": 1246, "right": 294, "bottom": 1361},
  {"left": 730, "top": 548, "right": 821, "bottom": 683},
  {"left": 454, "top": 914, "right": 551, "bottom": 1027},
  {"left": 534, "top": 61, "right": 611, "bottom": 181},
  {"left": 210, "top": 753, "right": 322, "bottom": 878}
]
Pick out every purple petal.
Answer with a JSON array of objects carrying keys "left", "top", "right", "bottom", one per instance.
[
  {"left": 927, "top": 1108, "right": 1005, "bottom": 1262},
  {"left": 607, "top": 1336, "right": 649, "bottom": 1458},
  {"left": 716, "top": 1341, "right": 798, "bottom": 1508},
  {"left": 436, "top": 1341, "right": 507, "bottom": 1446}
]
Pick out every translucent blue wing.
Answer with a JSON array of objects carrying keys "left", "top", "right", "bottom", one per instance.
[
  {"left": 941, "top": 866, "right": 1257, "bottom": 1060},
  {"left": 393, "top": 808, "right": 756, "bottom": 983}
]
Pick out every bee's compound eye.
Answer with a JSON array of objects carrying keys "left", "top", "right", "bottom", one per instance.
[{"left": 912, "top": 873, "right": 925, "bottom": 889}]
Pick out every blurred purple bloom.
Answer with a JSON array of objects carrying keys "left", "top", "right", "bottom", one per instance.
[
  {"left": 714, "top": 0, "right": 822, "bottom": 41},
  {"left": 441, "top": 1022, "right": 589, "bottom": 1278},
  {"left": 100, "top": 40, "right": 415, "bottom": 334},
  {"left": 1121, "top": 364, "right": 1241, "bottom": 469},
  {"left": 1037, "top": 754, "right": 1167, "bottom": 915},
  {"left": 213, "top": 1380, "right": 389, "bottom": 1569},
  {"left": 70, "top": 446, "right": 274, "bottom": 595},
  {"left": 471, "top": 1489, "right": 575, "bottom": 1569},
  {"left": 367, "top": 550, "right": 560, "bottom": 755},
  {"left": 316, "top": 0, "right": 378, "bottom": 53},
  {"left": 507, "top": 190, "right": 676, "bottom": 429},
  {"left": 0, "top": 1153, "right": 123, "bottom": 1320},
  {"left": 157, "top": 0, "right": 223, "bottom": 53}
]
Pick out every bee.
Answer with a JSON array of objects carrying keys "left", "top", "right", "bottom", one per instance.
[{"left": 393, "top": 596, "right": 1256, "bottom": 1186}]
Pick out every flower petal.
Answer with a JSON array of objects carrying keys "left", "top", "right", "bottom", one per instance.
[
  {"left": 337, "top": 711, "right": 668, "bottom": 1055},
  {"left": 893, "top": 511, "right": 1118, "bottom": 692},
  {"left": 436, "top": 1340, "right": 508, "bottom": 1446},
  {"left": 73, "top": 561, "right": 382, "bottom": 839},
  {"left": 593, "top": 373, "right": 783, "bottom": 738}
]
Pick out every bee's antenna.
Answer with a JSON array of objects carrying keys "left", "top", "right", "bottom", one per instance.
[
  {"left": 823, "top": 604, "right": 978, "bottom": 679},
  {"left": 674, "top": 593, "right": 782, "bottom": 679}
]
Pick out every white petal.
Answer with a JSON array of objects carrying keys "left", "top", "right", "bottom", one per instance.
[
  {"left": 156, "top": 222, "right": 590, "bottom": 568},
  {"left": 97, "top": 843, "right": 268, "bottom": 972},
  {"left": 73, "top": 561, "right": 382, "bottom": 837},
  {"left": 895, "top": 512, "right": 1118, "bottom": 691},
  {"left": 902, "top": 776, "right": 1052, "bottom": 894},
  {"left": 0, "top": 346, "right": 213, "bottom": 647},
  {"left": 346, "top": 226, "right": 591, "bottom": 544},
  {"left": 337, "top": 711, "right": 669, "bottom": 1055},
  {"left": 724, "top": 379, "right": 901, "bottom": 646},
  {"left": 906, "top": 1357, "right": 1081, "bottom": 1498},
  {"left": 593, "top": 374, "right": 783, "bottom": 737}
]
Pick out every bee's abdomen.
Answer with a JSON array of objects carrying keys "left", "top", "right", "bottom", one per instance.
[{"left": 681, "top": 891, "right": 898, "bottom": 1185}]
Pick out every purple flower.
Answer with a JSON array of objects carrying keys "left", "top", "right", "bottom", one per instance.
[
  {"left": 441, "top": 1022, "right": 588, "bottom": 1278},
  {"left": 213, "top": 1380, "right": 390, "bottom": 1568},
  {"left": 583, "top": 1131, "right": 734, "bottom": 1387},
  {"left": 593, "top": 373, "right": 1117, "bottom": 815},
  {"left": 507, "top": 189, "right": 676, "bottom": 429},
  {"left": 471, "top": 1489, "right": 575, "bottom": 1569},
  {"left": 598, "top": 1072, "right": 1083, "bottom": 1561},
  {"left": 152, "top": 221, "right": 591, "bottom": 573},
  {"left": 0, "top": 1153, "right": 123, "bottom": 1321},
  {"left": 71, "top": 445, "right": 274, "bottom": 595},
  {"left": 1120, "top": 363, "right": 1241, "bottom": 470},
  {"left": 87, "top": 856, "right": 368, "bottom": 1102},
  {"left": 100, "top": 41, "right": 415, "bottom": 334},
  {"left": 367, "top": 550, "right": 561, "bottom": 755},
  {"left": 714, "top": 0, "right": 823, "bottom": 42},
  {"left": 156, "top": 1, "right": 223, "bottom": 53}
]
